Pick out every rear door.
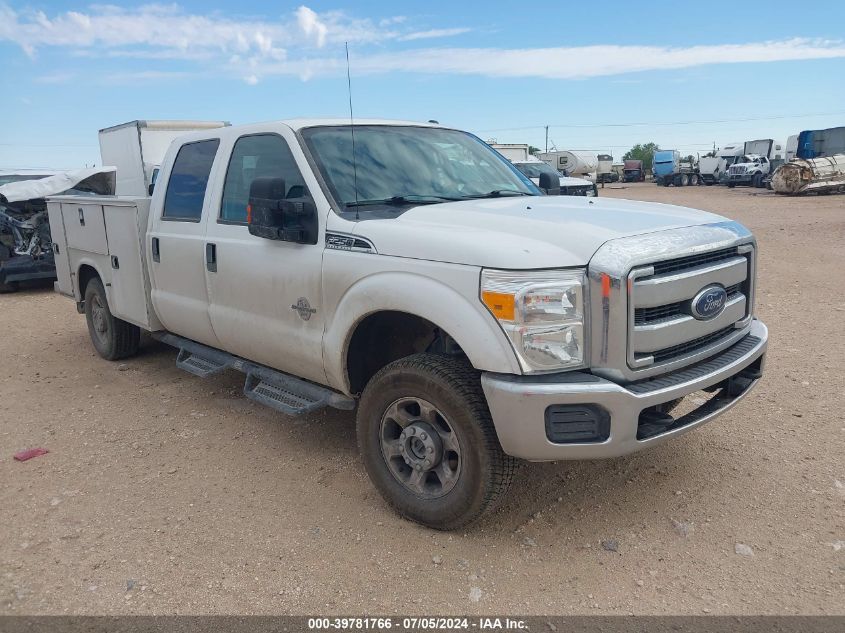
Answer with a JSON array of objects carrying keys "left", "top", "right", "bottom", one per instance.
[
  {"left": 203, "top": 130, "right": 326, "bottom": 385},
  {"left": 148, "top": 138, "right": 222, "bottom": 348}
]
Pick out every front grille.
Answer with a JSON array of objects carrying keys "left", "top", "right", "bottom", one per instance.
[
  {"left": 634, "top": 283, "right": 742, "bottom": 326},
  {"left": 650, "top": 326, "right": 736, "bottom": 363},
  {"left": 651, "top": 247, "right": 738, "bottom": 276},
  {"left": 628, "top": 245, "right": 753, "bottom": 371}
]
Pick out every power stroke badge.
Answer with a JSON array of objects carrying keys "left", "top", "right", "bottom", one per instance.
[{"left": 291, "top": 297, "right": 317, "bottom": 321}]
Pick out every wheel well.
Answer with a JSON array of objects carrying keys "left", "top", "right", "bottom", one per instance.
[
  {"left": 77, "top": 265, "right": 100, "bottom": 297},
  {"left": 346, "top": 311, "right": 466, "bottom": 395}
]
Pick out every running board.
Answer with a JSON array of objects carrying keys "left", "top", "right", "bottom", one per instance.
[
  {"left": 153, "top": 332, "right": 355, "bottom": 415},
  {"left": 175, "top": 348, "right": 231, "bottom": 377}
]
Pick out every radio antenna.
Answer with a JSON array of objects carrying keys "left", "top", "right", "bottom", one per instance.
[{"left": 345, "top": 42, "right": 360, "bottom": 221}]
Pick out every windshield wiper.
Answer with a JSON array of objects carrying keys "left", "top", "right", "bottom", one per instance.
[
  {"left": 459, "top": 189, "right": 533, "bottom": 199},
  {"left": 345, "top": 194, "right": 461, "bottom": 208}
]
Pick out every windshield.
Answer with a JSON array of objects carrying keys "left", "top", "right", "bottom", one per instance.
[
  {"left": 301, "top": 125, "right": 538, "bottom": 212},
  {"left": 513, "top": 162, "right": 560, "bottom": 179}
]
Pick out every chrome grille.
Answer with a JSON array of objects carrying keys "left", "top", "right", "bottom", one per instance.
[
  {"left": 651, "top": 247, "right": 738, "bottom": 276},
  {"left": 628, "top": 246, "right": 753, "bottom": 370},
  {"left": 634, "top": 283, "right": 742, "bottom": 325},
  {"left": 651, "top": 326, "right": 736, "bottom": 363}
]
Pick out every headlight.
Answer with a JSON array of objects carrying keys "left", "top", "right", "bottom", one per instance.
[{"left": 481, "top": 269, "right": 587, "bottom": 373}]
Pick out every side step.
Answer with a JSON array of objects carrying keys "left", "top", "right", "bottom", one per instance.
[
  {"left": 243, "top": 366, "right": 341, "bottom": 415},
  {"left": 153, "top": 332, "right": 355, "bottom": 415},
  {"left": 175, "top": 348, "right": 231, "bottom": 377}
]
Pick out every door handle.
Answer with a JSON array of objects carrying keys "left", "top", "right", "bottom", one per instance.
[
  {"left": 206, "top": 243, "right": 217, "bottom": 273},
  {"left": 78, "top": 208, "right": 85, "bottom": 226},
  {"left": 151, "top": 237, "right": 160, "bottom": 262}
]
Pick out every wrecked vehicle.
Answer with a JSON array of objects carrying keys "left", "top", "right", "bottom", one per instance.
[
  {"left": 0, "top": 168, "right": 115, "bottom": 292},
  {"left": 770, "top": 154, "right": 845, "bottom": 195}
]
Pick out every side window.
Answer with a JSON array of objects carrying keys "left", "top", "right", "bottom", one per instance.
[
  {"left": 162, "top": 139, "right": 219, "bottom": 221},
  {"left": 220, "top": 134, "right": 307, "bottom": 224}
]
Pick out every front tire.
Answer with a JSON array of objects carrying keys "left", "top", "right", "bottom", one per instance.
[
  {"left": 84, "top": 277, "right": 140, "bottom": 360},
  {"left": 357, "top": 353, "right": 518, "bottom": 530}
]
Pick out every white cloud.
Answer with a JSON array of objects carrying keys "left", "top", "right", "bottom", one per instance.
[
  {"left": 252, "top": 37, "right": 845, "bottom": 80},
  {"left": 2, "top": 4, "right": 843, "bottom": 85},
  {"left": 296, "top": 5, "right": 328, "bottom": 48},
  {"left": 400, "top": 27, "right": 472, "bottom": 41},
  {"left": 0, "top": 3, "right": 472, "bottom": 83}
]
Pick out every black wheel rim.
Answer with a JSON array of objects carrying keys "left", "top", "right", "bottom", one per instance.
[
  {"left": 90, "top": 294, "right": 110, "bottom": 346},
  {"left": 379, "top": 397, "right": 462, "bottom": 499}
]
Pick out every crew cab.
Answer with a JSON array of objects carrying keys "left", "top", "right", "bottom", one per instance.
[{"left": 47, "top": 119, "right": 768, "bottom": 529}]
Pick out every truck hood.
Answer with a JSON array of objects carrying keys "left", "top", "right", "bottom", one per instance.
[{"left": 352, "top": 196, "right": 727, "bottom": 269}]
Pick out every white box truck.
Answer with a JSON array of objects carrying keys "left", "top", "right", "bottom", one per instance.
[
  {"left": 99, "top": 120, "right": 230, "bottom": 197},
  {"left": 487, "top": 142, "right": 531, "bottom": 162}
]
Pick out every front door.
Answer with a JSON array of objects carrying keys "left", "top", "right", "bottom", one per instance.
[
  {"left": 148, "top": 138, "right": 222, "bottom": 348},
  {"left": 203, "top": 132, "right": 326, "bottom": 385}
]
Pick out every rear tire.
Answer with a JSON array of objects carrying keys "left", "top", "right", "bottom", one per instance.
[
  {"left": 689, "top": 174, "right": 699, "bottom": 186},
  {"left": 357, "top": 353, "right": 518, "bottom": 530},
  {"left": 84, "top": 277, "right": 140, "bottom": 360},
  {"left": 680, "top": 174, "right": 689, "bottom": 186}
]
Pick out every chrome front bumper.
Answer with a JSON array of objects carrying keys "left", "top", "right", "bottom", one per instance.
[{"left": 481, "top": 319, "right": 767, "bottom": 461}]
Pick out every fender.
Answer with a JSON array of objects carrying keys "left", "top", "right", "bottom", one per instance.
[
  {"left": 74, "top": 256, "right": 112, "bottom": 303},
  {"left": 322, "top": 270, "right": 521, "bottom": 394}
]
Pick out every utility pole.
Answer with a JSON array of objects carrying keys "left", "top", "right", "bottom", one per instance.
[{"left": 545, "top": 126, "right": 549, "bottom": 154}]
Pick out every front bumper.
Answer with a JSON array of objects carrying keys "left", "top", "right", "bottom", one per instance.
[{"left": 481, "top": 319, "right": 767, "bottom": 461}]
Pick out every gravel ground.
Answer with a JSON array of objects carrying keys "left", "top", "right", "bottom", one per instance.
[{"left": 1, "top": 183, "right": 843, "bottom": 615}]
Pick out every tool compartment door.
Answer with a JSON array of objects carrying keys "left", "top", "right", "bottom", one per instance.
[
  {"left": 63, "top": 201, "right": 108, "bottom": 255},
  {"left": 46, "top": 200, "right": 73, "bottom": 296},
  {"left": 103, "top": 199, "right": 154, "bottom": 329}
]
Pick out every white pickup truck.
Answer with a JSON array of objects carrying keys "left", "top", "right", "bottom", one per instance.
[{"left": 47, "top": 119, "right": 768, "bottom": 529}]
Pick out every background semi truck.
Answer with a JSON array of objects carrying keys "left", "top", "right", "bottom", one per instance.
[
  {"left": 698, "top": 143, "right": 743, "bottom": 185},
  {"left": 46, "top": 118, "right": 768, "bottom": 529},
  {"left": 622, "top": 159, "right": 645, "bottom": 182},
  {"left": 652, "top": 150, "right": 700, "bottom": 186}
]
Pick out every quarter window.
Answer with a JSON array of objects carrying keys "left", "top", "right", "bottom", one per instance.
[
  {"left": 220, "top": 134, "right": 307, "bottom": 224},
  {"left": 162, "top": 139, "right": 219, "bottom": 221}
]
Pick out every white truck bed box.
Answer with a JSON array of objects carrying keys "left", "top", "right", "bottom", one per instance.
[{"left": 46, "top": 196, "right": 161, "bottom": 331}]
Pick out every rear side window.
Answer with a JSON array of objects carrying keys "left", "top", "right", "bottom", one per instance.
[
  {"left": 162, "top": 139, "right": 219, "bottom": 221},
  {"left": 220, "top": 134, "right": 307, "bottom": 224}
]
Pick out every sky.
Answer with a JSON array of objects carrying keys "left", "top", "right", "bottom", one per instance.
[{"left": 2, "top": 1, "right": 845, "bottom": 168}]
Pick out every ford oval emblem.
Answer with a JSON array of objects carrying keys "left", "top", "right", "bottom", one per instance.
[{"left": 691, "top": 285, "right": 728, "bottom": 320}]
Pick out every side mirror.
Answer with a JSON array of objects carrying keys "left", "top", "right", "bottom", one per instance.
[
  {"left": 538, "top": 172, "right": 560, "bottom": 195},
  {"left": 247, "top": 177, "right": 318, "bottom": 245}
]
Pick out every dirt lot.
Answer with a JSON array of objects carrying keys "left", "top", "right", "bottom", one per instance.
[{"left": 1, "top": 183, "right": 843, "bottom": 615}]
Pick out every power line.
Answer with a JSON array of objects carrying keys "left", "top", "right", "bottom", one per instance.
[{"left": 475, "top": 111, "right": 845, "bottom": 133}]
